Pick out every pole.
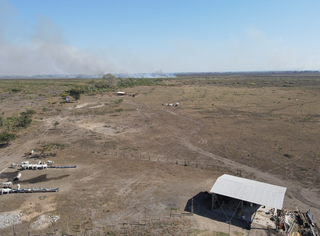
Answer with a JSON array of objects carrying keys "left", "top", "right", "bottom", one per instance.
[
  {"left": 211, "top": 194, "right": 216, "bottom": 210},
  {"left": 191, "top": 198, "right": 194, "bottom": 215}
]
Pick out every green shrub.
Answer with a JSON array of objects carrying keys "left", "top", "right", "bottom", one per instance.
[
  {"left": 0, "top": 131, "right": 16, "bottom": 144},
  {"left": 66, "top": 87, "right": 86, "bottom": 100},
  {"left": 113, "top": 98, "right": 123, "bottom": 105},
  {"left": 11, "top": 88, "right": 22, "bottom": 93}
]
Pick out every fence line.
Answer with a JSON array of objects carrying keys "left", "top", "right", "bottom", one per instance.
[
  {"left": 15, "top": 208, "right": 194, "bottom": 236},
  {"left": 28, "top": 141, "right": 243, "bottom": 177},
  {"left": 65, "top": 143, "right": 244, "bottom": 177}
]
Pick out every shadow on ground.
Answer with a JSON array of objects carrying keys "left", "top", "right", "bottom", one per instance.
[
  {"left": 184, "top": 192, "right": 260, "bottom": 230},
  {"left": 18, "top": 174, "right": 69, "bottom": 184}
]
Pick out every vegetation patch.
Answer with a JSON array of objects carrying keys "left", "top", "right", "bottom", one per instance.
[
  {"left": 40, "top": 143, "right": 67, "bottom": 151},
  {"left": 0, "top": 131, "right": 16, "bottom": 145}
]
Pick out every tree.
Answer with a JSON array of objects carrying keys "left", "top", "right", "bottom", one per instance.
[
  {"left": 18, "top": 110, "right": 36, "bottom": 128},
  {"left": 67, "top": 88, "right": 85, "bottom": 100},
  {"left": 0, "top": 131, "right": 16, "bottom": 144},
  {"left": 18, "top": 112, "right": 32, "bottom": 128},
  {"left": 4, "top": 116, "right": 16, "bottom": 131},
  {"left": 103, "top": 73, "right": 118, "bottom": 87}
]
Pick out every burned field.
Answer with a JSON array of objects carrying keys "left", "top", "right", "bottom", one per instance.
[{"left": 0, "top": 74, "right": 320, "bottom": 235}]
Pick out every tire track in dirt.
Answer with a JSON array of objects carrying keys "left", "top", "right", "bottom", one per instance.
[
  {"left": 112, "top": 99, "right": 320, "bottom": 221},
  {"left": 291, "top": 189, "right": 320, "bottom": 210},
  {"left": 178, "top": 135, "right": 320, "bottom": 209},
  {"left": 132, "top": 100, "right": 320, "bottom": 217},
  {"left": 167, "top": 121, "right": 320, "bottom": 209}
]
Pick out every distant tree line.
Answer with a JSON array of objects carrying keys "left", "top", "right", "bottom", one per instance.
[
  {"left": 60, "top": 73, "right": 167, "bottom": 101},
  {"left": 88, "top": 74, "right": 165, "bottom": 90}
]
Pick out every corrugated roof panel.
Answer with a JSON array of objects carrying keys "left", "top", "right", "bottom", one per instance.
[{"left": 210, "top": 174, "right": 286, "bottom": 209}]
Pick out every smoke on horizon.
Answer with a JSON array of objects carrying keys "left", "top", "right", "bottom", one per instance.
[{"left": 0, "top": 3, "right": 117, "bottom": 76}]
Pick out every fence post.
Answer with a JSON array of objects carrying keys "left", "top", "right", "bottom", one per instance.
[
  {"left": 12, "top": 225, "right": 16, "bottom": 236},
  {"left": 145, "top": 207, "right": 147, "bottom": 224}
]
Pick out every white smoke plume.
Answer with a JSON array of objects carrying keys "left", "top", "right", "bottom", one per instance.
[{"left": 0, "top": 2, "right": 116, "bottom": 76}]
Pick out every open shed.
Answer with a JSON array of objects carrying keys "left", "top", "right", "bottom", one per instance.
[
  {"left": 210, "top": 174, "right": 287, "bottom": 210},
  {"left": 209, "top": 174, "right": 287, "bottom": 229}
]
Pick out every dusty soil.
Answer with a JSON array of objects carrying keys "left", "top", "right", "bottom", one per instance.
[{"left": 0, "top": 75, "right": 320, "bottom": 235}]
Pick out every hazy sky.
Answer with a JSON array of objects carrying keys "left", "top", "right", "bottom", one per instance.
[{"left": 1, "top": 0, "right": 319, "bottom": 75}]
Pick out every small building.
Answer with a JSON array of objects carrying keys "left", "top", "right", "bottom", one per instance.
[{"left": 117, "top": 91, "right": 126, "bottom": 96}]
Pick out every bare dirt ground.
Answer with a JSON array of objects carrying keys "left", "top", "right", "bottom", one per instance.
[{"left": 0, "top": 75, "right": 320, "bottom": 235}]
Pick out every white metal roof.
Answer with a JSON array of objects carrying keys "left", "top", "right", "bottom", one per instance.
[{"left": 210, "top": 174, "right": 287, "bottom": 209}]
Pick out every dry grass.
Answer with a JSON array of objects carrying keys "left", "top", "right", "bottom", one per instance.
[{"left": 0, "top": 74, "right": 320, "bottom": 235}]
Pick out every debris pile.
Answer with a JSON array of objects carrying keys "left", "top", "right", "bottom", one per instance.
[
  {"left": 0, "top": 211, "right": 22, "bottom": 229},
  {"left": 275, "top": 208, "right": 318, "bottom": 235},
  {"left": 30, "top": 214, "right": 60, "bottom": 231}
]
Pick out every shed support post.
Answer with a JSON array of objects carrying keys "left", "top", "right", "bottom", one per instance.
[
  {"left": 211, "top": 194, "right": 216, "bottom": 211},
  {"left": 238, "top": 200, "right": 243, "bottom": 216},
  {"left": 191, "top": 198, "right": 194, "bottom": 215}
]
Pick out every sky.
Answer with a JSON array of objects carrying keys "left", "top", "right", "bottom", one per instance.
[{"left": 0, "top": 0, "right": 320, "bottom": 75}]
